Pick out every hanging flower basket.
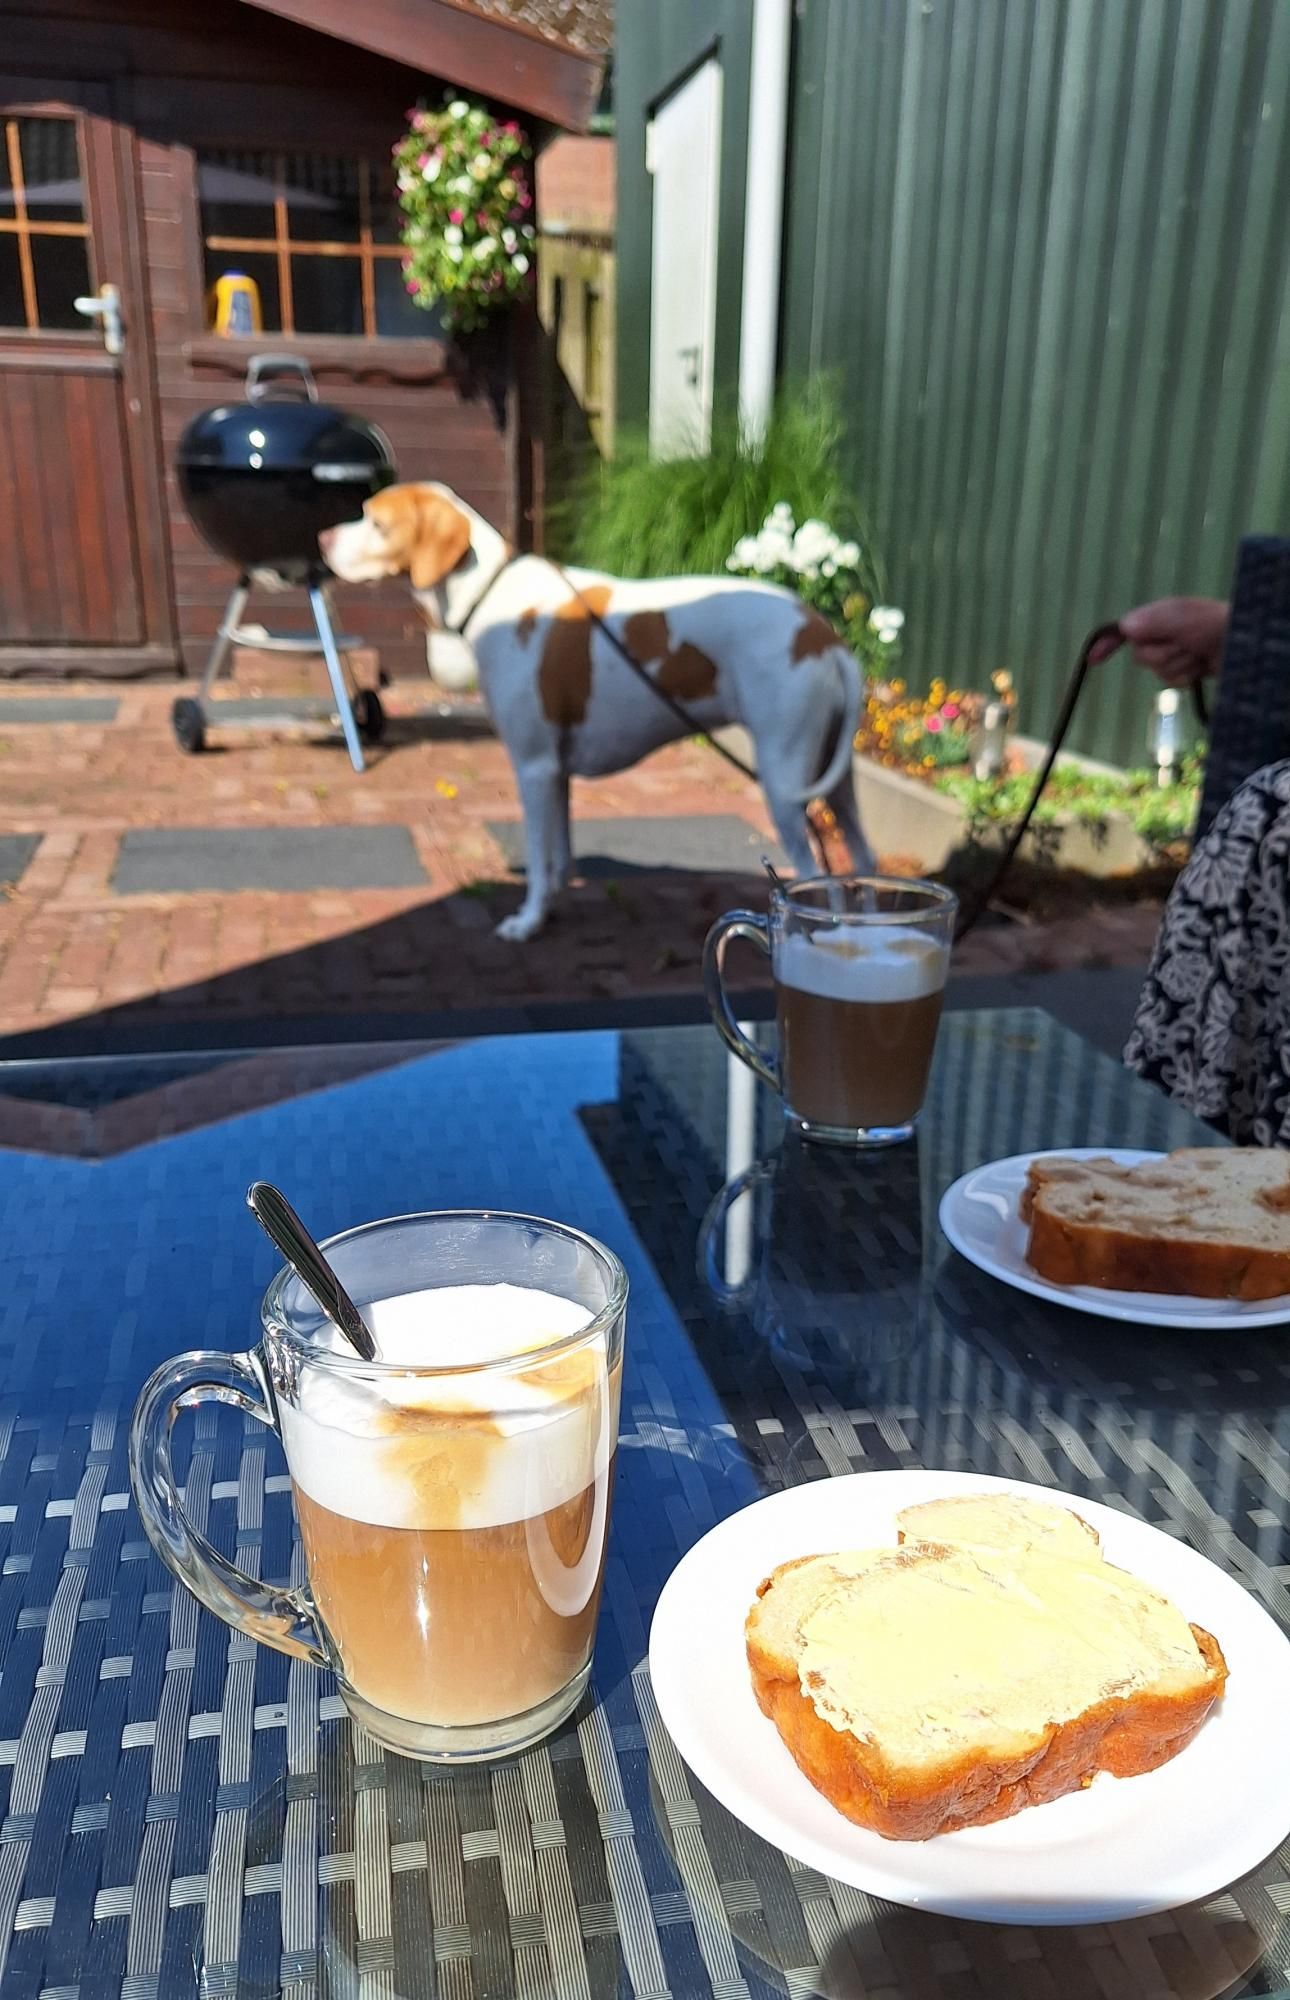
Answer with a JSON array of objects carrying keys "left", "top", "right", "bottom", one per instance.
[{"left": 394, "top": 97, "right": 537, "bottom": 334}]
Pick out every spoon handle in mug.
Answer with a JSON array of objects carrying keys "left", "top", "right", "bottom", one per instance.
[{"left": 246, "top": 1182, "right": 378, "bottom": 1361}]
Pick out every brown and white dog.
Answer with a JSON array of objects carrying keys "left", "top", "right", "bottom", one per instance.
[{"left": 321, "top": 482, "right": 873, "bottom": 939}]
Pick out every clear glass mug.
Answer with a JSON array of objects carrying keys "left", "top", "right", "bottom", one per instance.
[
  {"left": 703, "top": 874, "right": 958, "bottom": 1145},
  {"left": 129, "top": 1210, "right": 628, "bottom": 1763}
]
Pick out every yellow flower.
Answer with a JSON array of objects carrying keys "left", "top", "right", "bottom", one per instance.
[{"left": 435, "top": 779, "right": 458, "bottom": 799}]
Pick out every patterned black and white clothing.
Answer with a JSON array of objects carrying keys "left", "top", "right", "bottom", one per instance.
[{"left": 1125, "top": 759, "right": 1290, "bottom": 1145}]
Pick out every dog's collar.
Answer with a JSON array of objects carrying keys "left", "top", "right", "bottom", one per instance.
[{"left": 446, "top": 547, "right": 522, "bottom": 637}]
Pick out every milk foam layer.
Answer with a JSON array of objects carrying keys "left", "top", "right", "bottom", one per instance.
[
  {"left": 279, "top": 1283, "right": 611, "bottom": 1532},
  {"left": 778, "top": 925, "right": 947, "bottom": 1003}
]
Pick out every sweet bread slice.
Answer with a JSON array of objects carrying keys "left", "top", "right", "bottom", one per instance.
[
  {"left": 895, "top": 1490, "right": 1100, "bottom": 1560},
  {"left": 1022, "top": 1149, "right": 1290, "bottom": 1300},
  {"left": 746, "top": 1494, "right": 1226, "bottom": 1840}
]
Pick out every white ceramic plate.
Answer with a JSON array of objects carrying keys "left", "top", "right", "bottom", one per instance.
[
  {"left": 648, "top": 1469, "right": 1290, "bottom": 1924},
  {"left": 938, "top": 1147, "right": 1290, "bottom": 1329}
]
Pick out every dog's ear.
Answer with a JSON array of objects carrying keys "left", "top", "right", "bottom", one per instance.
[{"left": 409, "top": 488, "right": 473, "bottom": 591}]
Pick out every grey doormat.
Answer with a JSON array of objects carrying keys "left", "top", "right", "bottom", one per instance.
[
  {"left": 0, "top": 698, "right": 119, "bottom": 723},
  {"left": 113, "top": 827, "right": 427, "bottom": 894},
  {"left": 487, "top": 814, "right": 786, "bottom": 877},
  {"left": 0, "top": 835, "right": 39, "bottom": 887}
]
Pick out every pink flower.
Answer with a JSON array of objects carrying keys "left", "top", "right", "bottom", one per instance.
[
  {"left": 518, "top": 190, "right": 532, "bottom": 209},
  {"left": 925, "top": 715, "right": 943, "bottom": 733},
  {"left": 476, "top": 210, "right": 489, "bottom": 226},
  {"left": 942, "top": 701, "right": 960, "bottom": 720},
  {"left": 503, "top": 120, "right": 520, "bottom": 136},
  {"left": 405, "top": 278, "right": 419, "bottom": 294},
  {"left": 448, "top": 207, "right": 464, "bottom": 223},
  {"left": 481, "top": 128, "right": 496, "bottom": 145},
  {"left": 508, "top": 204, "right": 522, "bottom": 221},
  {"left": 418, "top": 153, "right": 432, "bottom": 169}
]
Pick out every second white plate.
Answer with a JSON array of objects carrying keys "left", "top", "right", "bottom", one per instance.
[
  {"left": 938, "top": 1147, "right": 1290, "bottom": 1329},
  {"left": 649, "top": 1469, "right": 1290, "bottom": 1924}
]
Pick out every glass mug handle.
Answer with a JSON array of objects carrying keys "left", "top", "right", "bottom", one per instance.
[
  {"left": 129, "top": 1349, "right": 326, "bottom": 1665},
  {"left": 696, "top": 1161, "right": 772, "bottom": 1306},
  {"left": 702, "top": 911, "right": 779, "bottom": 1093}
]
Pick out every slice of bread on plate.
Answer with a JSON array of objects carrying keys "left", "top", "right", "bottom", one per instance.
[
  {"left": 746, "top": 1493, "right": 1226, "bottom": 1841},
  {"left": 1021, "top": 1148, "right": 1290, "bottom": 1300}
]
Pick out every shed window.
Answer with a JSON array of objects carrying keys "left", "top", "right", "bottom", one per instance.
[
  {"left": 197, "top": 149, "right": 441, "bottom": 339},
  {"left": 0, "top": 116, "right": 93, "bottom": 332}
]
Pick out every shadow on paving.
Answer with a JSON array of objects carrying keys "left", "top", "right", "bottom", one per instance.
[{"left": 0, "top": 868, "right": 785, "bottom": 1060}]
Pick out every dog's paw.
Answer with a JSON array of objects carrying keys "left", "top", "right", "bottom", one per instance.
[{"left": 496, "top": 909, "right": 545, "bottom": 943}]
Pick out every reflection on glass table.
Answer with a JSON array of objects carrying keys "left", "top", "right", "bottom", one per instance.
[{"left": 0, "top": 1013, "right": 1287, "bottom": 1997}]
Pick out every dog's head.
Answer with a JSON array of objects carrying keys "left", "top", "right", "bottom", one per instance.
[{"left": 320, "top": 483, "right": 474, "bottom": 590}]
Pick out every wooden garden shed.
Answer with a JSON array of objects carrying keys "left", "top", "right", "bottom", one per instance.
[{"left": 0, "top": 0, "right": 608, "bottom": 679}]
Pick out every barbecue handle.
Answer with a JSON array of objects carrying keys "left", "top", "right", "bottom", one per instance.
[
  {"left": 246, "top": 353, "right": 319, "bottom": 402},
  {"left": 129, "top": 1348, "right": 326, "bottom": 1665}
]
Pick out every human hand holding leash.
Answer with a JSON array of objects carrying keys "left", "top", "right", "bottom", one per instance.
[{"left": 1087, "top": 596, "right": 1229, "bottom": 685}]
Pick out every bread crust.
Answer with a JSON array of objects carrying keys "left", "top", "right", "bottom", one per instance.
[
  {"left": 746, "top": 1549, "right": 1229, "bottom": 1841},
  {"left": 1026, "top": 1202, "right": 1290, "bottom": 1300},
  {"left": 1022, "top": 1153, "right": 1290, "bottom": 1300},
  {"left": 748, "top": 1626, "right": 1226, "bottom": 1840}
]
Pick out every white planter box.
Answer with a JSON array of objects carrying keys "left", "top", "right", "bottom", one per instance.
[
  {"left": 853, "top": 741, "right": 1153, "bottom": 877},
  {"left": 714, "top": 727, "right": 1155, "bottom": 878}
]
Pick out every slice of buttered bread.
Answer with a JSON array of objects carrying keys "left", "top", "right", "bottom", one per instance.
[
  {"left": 746, "top": 1492, "right": 1227, "bottom": 1840},
  {"left": 1023, "top": 1148, "right": 1290, "bottom": 1300},
  {"left": 895, "top": 1489, "right": 1100, "bottom": 1560}
]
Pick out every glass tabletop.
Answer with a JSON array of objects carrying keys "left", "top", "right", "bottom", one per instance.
[{"left": 0, "top": 1010, "right": 1287, "bottom": 1999}]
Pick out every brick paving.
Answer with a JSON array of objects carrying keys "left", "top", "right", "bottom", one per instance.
[{"left": 0, "top": 673, "right": 1165, "bottom": 1044}]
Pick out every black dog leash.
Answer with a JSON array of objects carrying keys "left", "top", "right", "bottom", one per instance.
[
  {"left": 454, "top": 564, "right": 1208, "bottom": 927},
  {"left": 953, "top": 623, "right": 1210, "bottom": 942},
  {"left": 545, "top": 559, "right": 838, "bottom": 872}
]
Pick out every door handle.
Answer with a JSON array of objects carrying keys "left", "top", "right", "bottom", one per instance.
[
  {"left": 74, "top": 282, "right": 124, "bottom": 356},
  {"left": 677, "top": 343, "right": 702, "bottom": 388}
]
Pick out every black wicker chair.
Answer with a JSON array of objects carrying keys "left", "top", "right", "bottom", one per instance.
[{"left": 1196, "top": 535, "right": 1290, "bottom": 837}]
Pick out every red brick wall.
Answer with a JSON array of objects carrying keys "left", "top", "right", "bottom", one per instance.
[{"left": 536, "top": 134, "right": 615, "bottom": 234}]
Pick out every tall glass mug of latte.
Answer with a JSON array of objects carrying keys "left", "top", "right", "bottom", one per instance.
[
  {"left": 704, "top": 876, "right": 957, "bottom": 1145},
  {"left": 130, "top": 1212, "right": 627, "bottom": 1762}
]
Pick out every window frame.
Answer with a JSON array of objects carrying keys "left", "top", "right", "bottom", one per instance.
[
  {"left": 0, "top": 109, "right": 95, "bottom": 335},
  {"left": 197, "top": 148, "right": 414, "bottom": 342}
]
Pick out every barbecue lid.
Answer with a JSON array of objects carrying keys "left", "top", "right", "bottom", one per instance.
[{"left": 177, "top": 354, "right": 395, "bottom": 485}]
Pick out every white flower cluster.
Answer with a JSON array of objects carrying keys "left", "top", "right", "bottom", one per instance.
[
  {"left": 868, "top": 606, "right": 905, "bottom": 645},
  {"left": 727, "top": 502, "right": 862, "bottom": 583}
]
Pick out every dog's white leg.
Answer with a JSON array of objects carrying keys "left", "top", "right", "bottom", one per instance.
[
  {"left": 551, "top": 773, "right": 574, "bottom": 888},
  {"left": 496, "top": 757, "right": 563, "bottom": 941},
  {"left": 826, "top": 769, "right": 876, "bottom": 874},
  {"left": 762, "top": 783, "right": 820, "bottom": 880}
]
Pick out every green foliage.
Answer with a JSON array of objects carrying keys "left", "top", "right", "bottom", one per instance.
[
  {"left": 552, "top": 385, "right": 881, "bottom": 597},
  {"left": 897, "top": 721, "right": 973, "bottom": 768},
  {"left": 395, "top": 98, "right": 535, "bottom": 333},
  {"left": 933, "top": 755, "right": 1202, "bottom": 855}
]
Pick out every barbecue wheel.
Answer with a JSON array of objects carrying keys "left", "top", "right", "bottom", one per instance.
[
  {"left": 354, "top": 689, "right": 386, "bottom": 743},
  {"left": 172, "top": 697, "right": 206, "bottom": 754}
]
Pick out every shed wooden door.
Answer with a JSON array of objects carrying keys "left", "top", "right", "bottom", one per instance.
[{"left": 0, "top": 82, "right": 173, "bottom": 669}]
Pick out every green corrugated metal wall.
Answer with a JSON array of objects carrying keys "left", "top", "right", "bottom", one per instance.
[
  {"left": 617, "top": 0, "right": 1290, "bottom": 766},
  {"left": 783, "top": 0, "right": 1290, "bottom": 764}
]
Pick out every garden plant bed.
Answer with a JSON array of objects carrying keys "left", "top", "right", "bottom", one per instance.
[{"left": 853, "top": 741, "right": 1195, "bottom": 879}]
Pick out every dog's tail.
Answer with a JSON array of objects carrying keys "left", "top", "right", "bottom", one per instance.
[{"left": 790, "top": 645, "right": 864, "bottom": 803}]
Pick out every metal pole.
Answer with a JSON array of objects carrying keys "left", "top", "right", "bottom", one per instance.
[
  {"left": 308, "top": 582, "right": 365, "bottom": 773},
  {"left": 199, "top": 577, "right": 252, "bottom": 699}
]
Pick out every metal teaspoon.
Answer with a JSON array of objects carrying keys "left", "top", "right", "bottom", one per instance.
[{"left": 246, "top": 1180, "right": 378, "bottom": 1362}]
